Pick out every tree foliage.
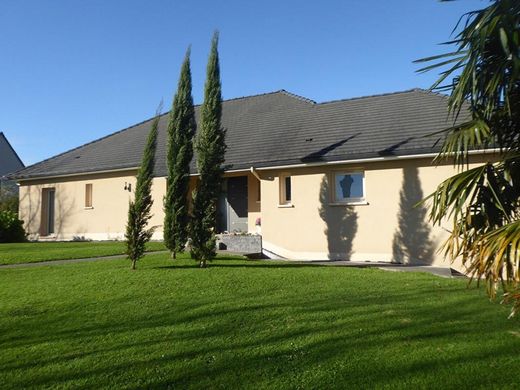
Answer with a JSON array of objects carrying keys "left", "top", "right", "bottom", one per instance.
[
  {"left": 0, "top": 210, "right": 26, "bottom": 243},
  {"left": 190, "top": 32, "right": 226, "bottom": 267},
  {"left": 125, "top": 109, "right": 160, "bottom": 270},
  {"left": 416, "top": 0, "right": 520, "bottom": 316},
  {"left": 0, "top": 180, "right": 19, "bottom": 212},
  {"left": 164, "top": 48, "right": 196, "bottom": 259}
]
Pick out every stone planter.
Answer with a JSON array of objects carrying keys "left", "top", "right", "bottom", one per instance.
[{"left": 216, "top": 234, "right": 262, "bottom": 255}]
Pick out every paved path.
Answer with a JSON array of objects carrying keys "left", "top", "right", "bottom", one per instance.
[
  {"left": 1, "top": 252, "right": 464, "bottom": 278},
  {"left": 274, "top": 259, "right": 463, "bottom": 278},
  {"left": 0, "top": 250, "right": 170, "bottom": 269}
]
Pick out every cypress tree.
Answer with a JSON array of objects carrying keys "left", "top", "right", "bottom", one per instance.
[
  {"left": 190, "top": 31, "right": 226, "bottom": 267},
  {"left": 125, "top": 110, "right": 160, "bottom": 270},
  {"left": 164, "top": 48, "right": 196, "bottom": 259}
]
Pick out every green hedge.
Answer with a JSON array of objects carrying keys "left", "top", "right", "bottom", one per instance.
[{"left": 0, "top": 210, "right": 26, "bottom": 243}]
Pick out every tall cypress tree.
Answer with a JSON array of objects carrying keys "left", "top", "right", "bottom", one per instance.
[
  {"left": 164, "top": 48, "right": 196, "bottom": 259},
  {"left": 190, "top": 31, "right": 226, "bottom": 267},
  {"left": 125, "top": 110, "right": 160, "bottom": 270}
]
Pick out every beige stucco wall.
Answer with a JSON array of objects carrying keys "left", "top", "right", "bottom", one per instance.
[
  {"left": 18, "top": 154, "right": 496, "bottom": 271},
  {"left": 18, "top": 171, "right": 261, "bottom": 241},
  {"left": 257, "top": 155, "right": 496, "bottom": 270},
  {"left": 19, "top": 171, "right": 139, "bottom": 240},
  {"left": 247, "top": 174, "right": 261, "bottom": 234}
]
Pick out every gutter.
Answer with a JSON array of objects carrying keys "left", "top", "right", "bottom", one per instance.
[
  {"left": 15, "top": 148, "right": 499, "bottom": 183},
  {"left": 15, "top": 166, "right": 139, "bottom": 183},
  {"left": 252, "top": 148, "right": 500, "bottom": 171}
]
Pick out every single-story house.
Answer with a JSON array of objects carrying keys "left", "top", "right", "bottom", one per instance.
[{"left": 11, "top": 89, "right": 494, "bottom": 268}]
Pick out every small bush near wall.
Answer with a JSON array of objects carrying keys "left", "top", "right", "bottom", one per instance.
[
  {"left": 0, "top": 195, "right": 19, "bottom": 213},
  {"left": 0, "top": 210, "right": 26, "bottom": 243},
  {"left": 0, "top": 180, "right": 19, "bottom": 213}
]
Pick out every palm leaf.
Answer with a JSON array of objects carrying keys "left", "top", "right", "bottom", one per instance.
[{"left": 434, "top": 118, "right": 492, "bottom": 166}]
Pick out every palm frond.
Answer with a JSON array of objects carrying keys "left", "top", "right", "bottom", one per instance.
[
  {"left": 418, "top": 0, "right": 520, "bottom": 316},
  {"left": 478, "top": 220, "right": 520, "bottom": 282},
  {"left": 424, "top": 163, "right": 488, "bottom": 225},
  {"left": 434, "top": 118, "right": 492, "bottom": 166}
]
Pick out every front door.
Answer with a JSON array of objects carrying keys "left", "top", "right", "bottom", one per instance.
[
  {"left": 47, "top": 189, "right": 55, "bottom": 235},
  {"left": 41, "top": 188, "right": 56, "bottom": 236},
  {"left": 227, "top": 176, "right": 248, "bottom": 232}
]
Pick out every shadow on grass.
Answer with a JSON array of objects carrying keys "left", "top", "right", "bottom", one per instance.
[
  {"left": 153, "top": 262, "right": 327, "bottom": 270},
  {"left": 1, "top": 267, "right": 519, "bottom": 388}
]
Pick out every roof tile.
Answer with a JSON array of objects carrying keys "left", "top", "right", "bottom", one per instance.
[{"left": 11, "top": 89, "right": 465, "bottom": 180}]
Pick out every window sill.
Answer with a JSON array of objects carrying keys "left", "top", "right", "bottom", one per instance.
[
  {"left": 329, "top": 201, "right": 369, "bottom": 206},
  {"left": 84, "top": 206, "right": 94, "bottom": 210},
  {"left": 277, "top": 204, "right": 294, "bottom": 208}
]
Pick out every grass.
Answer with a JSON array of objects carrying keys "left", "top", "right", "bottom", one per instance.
[
  {"left": 1, "top": 254, "right": 519, "bottom": 389},
  {"left": 0, "top": 241, "right": 167, "bottom": 265}
]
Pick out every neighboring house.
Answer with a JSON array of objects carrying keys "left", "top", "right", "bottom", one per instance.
[
  {"left": 0, "top": 132, "right": 25, "bottom": 201},
  {"left": 10, "top": 89, "right": 493, "bottom": 267}
]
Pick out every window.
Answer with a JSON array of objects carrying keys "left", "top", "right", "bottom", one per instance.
[
  {"left": 85, "top": 183, "right": 93, "bottom": 208},
  {"left": 285, "top": 176, "right": 291, "bottom": 202},
  {"left": 279, "top": 174, "right": 292, "bottom": 205},
  {"left": 257, "top": 180, "right": 261, "bottom": 202},
  {"left": 332, "top": 172, "right": 365, "bottom": 203}
]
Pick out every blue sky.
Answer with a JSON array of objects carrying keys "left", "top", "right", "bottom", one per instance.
[{"left": 1, "top": 0, "right": 482, "bottom": 165}]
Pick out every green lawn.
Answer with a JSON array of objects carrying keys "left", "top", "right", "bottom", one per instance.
[
  {"left": 0, "top": 241, "right": 167, "bottom": 265},
  {"left": 1, "top": 255, "right": 519, "bottom": 389}
]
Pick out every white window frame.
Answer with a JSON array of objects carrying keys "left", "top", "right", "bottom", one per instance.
[{"left": 330, "top": 171, "right": 366, "bottom": 205}]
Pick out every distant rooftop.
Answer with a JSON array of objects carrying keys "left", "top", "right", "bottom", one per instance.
[{"left": 0, "top": 132, "right": 25, "bottom": 177}]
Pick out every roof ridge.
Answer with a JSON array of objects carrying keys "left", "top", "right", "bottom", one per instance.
[
  {"left": 221, "top": 90, "right": 289, "bottom": 103},
  {"left": 413, "top": 88, "right": 451, "bottom": 100},
  {"left": 279, "top": 90, "right": 316, "bottom": 104},
  {"left": 317, "top": 88, "right": 425, "bottom": 105}
]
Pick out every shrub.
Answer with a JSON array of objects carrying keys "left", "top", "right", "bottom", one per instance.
[
  {"left": 0, "top": 195, "right": 19, "bottom": 213},
  {"left": 0, "top": 210, "right": 26, "bottom": 243}
]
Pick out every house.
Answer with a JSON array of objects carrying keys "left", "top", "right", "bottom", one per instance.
[
  {"left": 0, "top": 132, "right": 25, "bottom": 201},
  {"left": 10, "top": 89, "right": 493, "bottom": 267}
]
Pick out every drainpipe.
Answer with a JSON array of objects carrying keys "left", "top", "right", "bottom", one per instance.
[
  {"left": 250, "top": 167, "right": 261, "bottom": 181},
  {"left": 250, "top": 167, "right": 262, "bottom": 235}
]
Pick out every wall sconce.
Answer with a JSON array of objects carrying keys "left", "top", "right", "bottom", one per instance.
[{"left": 124, "top": 182, "right": 132, "bottom": 192}]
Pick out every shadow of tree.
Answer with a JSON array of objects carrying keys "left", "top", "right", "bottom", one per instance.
[
  {"left": 1, "top": 273, "right": 518, "bottom": 389},
  {"left": 392, "top": 167, "right": 435, "bottom": 265},
  {"left": 18, "top": 184, "right": 77, "bottom": 239},
  {"left": 301, "top": 133, "right": 359, "bottom": 163},
  {"left": 18, "top": 186, "right": 41, "bottom": 237},
  {"left": 318, "top": 175, "right": 358, "bottom": 260},
  {"left": 55, "top": 187, "right": 76, "bottom": 238}
]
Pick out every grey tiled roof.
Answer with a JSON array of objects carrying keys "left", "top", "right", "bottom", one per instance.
[{"left": 11, "top": 89, "right": 463, "bottom": 180}]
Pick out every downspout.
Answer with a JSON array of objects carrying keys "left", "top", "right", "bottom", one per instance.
[
  {"left": 250, "top": 166, "right": 262, "bottom": 237},
  {"left": 250, "top": 166, "right": 261, "bottom": 181}
]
